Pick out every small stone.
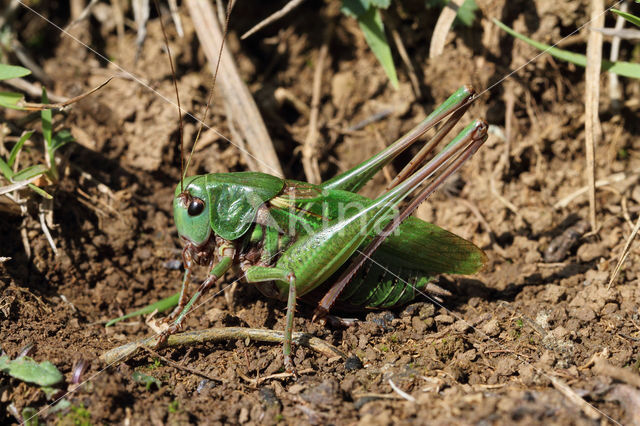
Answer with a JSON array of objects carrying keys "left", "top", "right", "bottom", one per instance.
[
  {"left": 453, "top": 320, "right": 471, "bottom": 333},
  {"left": 542, "top": 285, "right": 566, "bottom": 303},
  {"left": 259, "top": 387, "right": 281, "bottom": 409},
  {"left": 411, "top": 316, "right": 427, "bottom": 334},
  {"left": 137, "top": 247, "right": 152, "bottom": 260},
  {"left": 482, "top": 319, "right": 500, "bottom": 337},
  {"left": 571, "top": 306, "right": 597, "bottom": 322},
  {"left": 301, "top": 380, "right": 339, "bottom": 406},
  {"left": 419, "top": 304, "right": 436, "bottom": 319},
  {"left": 366, "top": 311, "right": 396, "bottom": 331},
  {"left": 345, "top": 356, "right": 363, "bottom": 371},
  {"left": 435, "top": 314, "right": 454, "bottom": 324},
  {"left": 577, "top": 242, "right": 606, "bottom": 262},
  {"left": 238, "top": 407, "right": 249, "bottom": 424}
]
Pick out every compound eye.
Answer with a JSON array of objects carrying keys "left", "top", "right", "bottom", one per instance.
[{"left": 187, "top": 197, "right": 205, "bottom": 216}]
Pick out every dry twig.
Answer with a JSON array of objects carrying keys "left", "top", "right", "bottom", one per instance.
[
  {"left": 241, "top": 0, "right": 306, "bottom": 40},
  {"left": 608, "top": 215, "right": 640, "bottom": 288},
  {"left": 302, "top": 30, "right": 331, "bottom": 184},
  {"left": 550, "top": 376, "right": 602, "bottom": 420},
  {"left": 584, "top": 0, "right": 604, "bottom": 231},
  {"left": 100, "top": 327, "right": 347, "bottom": 365}
]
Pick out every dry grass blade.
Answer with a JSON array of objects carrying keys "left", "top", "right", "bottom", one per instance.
[
  {"left": 100, "top": 327, "right": 347, "bottom": 365},
  {"left": 20, "top": 77, "right": 112, "bottom": 111},
  {"left": 186, "top": 0, "right": 283, "bottom": 176},
  {"left": 0, "top": 176, "right": 40, "bottom": 196},
  {"left": 608, "top": 215, "right": 640, "bottom": 288},
  {"left": 240, "top": 0, "right": 306, "bottom": 40},
  {"left": 429, "top": 0, "right": 464, "bottom": 58},
  {"left": 584, "top": 0, "right": 604, "bottom": 231},
  {"left": 132, "top": 0, "right": 150, "bottom": 60},
  {"left": 552, "top": 169, "right": 640, "bottom": 209},
  {"left": 550, "top": 376, "right": 602, "bottom": 420},
  {"left": 3, "top": 77, "right": 68, "bottom": 103},
  {"left": 302, "top": 29, "right": 331, "bottom": 184}
]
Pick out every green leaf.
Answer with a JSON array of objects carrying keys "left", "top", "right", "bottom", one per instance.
[
  {"left": 341, "top": 0, "right": 369, "bottom": 18},
  {"left": 27, "top": 183, "right": 53, "bottom": 199},
  {"left": 611, "top": 9, "right": 640, "bottom": 28},
  {"left": 0, "top": 92, "right": 24, "bottom": 110},
  {"left": 105, "top": 292, "right": 180, "bottom": 327},
  {"left": 12, "top": 164, "right": 47, "bottom": 181},
  {"left": 0, "top": 157, "right": 14, "bottom": 180},
  {"left": 494, "top": 19, "right": 640, "bottom": 80},
  {"left": 0, "top": 64, "right": 31, "bottom": 80},
  {"left": 456, "top": 0, "right": 478, "bottom": 27},
  {"left": 41, "top": 88, "right": 52, "bottom": 148},
  {"left": 22, "top": 407, "right": 38, "bottom": 426},
  {"left": 51, "top": 129, "right": 74, "bottom": 153},
  {"left": 370, "top": 0, "right": 391, "bottom": 8},
  {"left": 0, "top": 355, "right": 63, "bottom": 387},
  {"left": 132, "top": 371, "right": 162, "bottom": 390},
  {"left": 48, "top": 399, "right": 71, "bottom": 414},
  {"left": 357, "top": 7, "right": 399, "bottom": 89},
  {"left": 8, "top": 130, "right": 35, "bottom": 167}
]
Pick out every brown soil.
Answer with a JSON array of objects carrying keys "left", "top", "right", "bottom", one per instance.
[{"left": 2, "top": 0, "right": 640, "bottom": 424}]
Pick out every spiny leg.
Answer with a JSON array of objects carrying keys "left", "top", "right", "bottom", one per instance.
[
  {"left": 283, "top": 273, "right": 297, "bottom": 372},
  {"left": 163, "top": 248, "right": 193, "bottom": 323},
  {"left": 245, "top": 265, "right": 298, "bottom": 373},
  {"left": 156, "top": 255, "right": 234, "bottom": 347}
]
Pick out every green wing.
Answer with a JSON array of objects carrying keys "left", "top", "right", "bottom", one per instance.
[
  {"left": 376, "top": 216, "right": 486, "bottom": 275},
  {"left": 268, "top": 180, "right": 486, "bottom": 276}
]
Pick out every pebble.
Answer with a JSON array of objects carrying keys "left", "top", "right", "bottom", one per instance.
[
  {"left": 481, "top": 319, "right": 500, "bottom": 337},
  {"left": 259, "top": 387, "right": 281, "bottom": 409},
  {"left": 571, "top": 306, "right": 596, "bottom": 322},
  {"left": 344, "top": 356, "right": 363, "bottom": 371},
  {"left": 577, "top": 242, "right": 606, "bottom": 262},
  {"left": 434, "top": 314, "right": 454, "bottom": 324}
]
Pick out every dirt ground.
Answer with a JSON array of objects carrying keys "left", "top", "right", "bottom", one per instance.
[{"left": 2, "top": 0, "right": 640, "bottom": 424}]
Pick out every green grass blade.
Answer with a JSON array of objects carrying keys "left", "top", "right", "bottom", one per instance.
[
  {"left": 50, "top": 129, "right": 74, "bottom": 153},
  {"left": 0, "top": 158, "right": 14, "bottom": 180},
  {"left": 611, "top": 9, "right": 640, "bottom": 28},
  {"left": 493, "top": 19, "right": 640, "bottom": 79},
  {"left": 8, "top": 130, "right": 35, "bottom": 167},
  {"left": 0, "top": 92, "right": 25, "bottom": 110},
  {"left": 27, "top": 183, "right": 53, "bottom": 199},
  {"left": 357, "top": 7, "right": 398, "bottom": 89},
  {"left": 105, "top": 292, "right": 180, "bottom": 327},
  {"left": 13, "top": 164, "right": 47, "bottom": 181},
  {"left": 0, "top": 64, "right": 31, "bottom": 80},
  {"left": 41, "top": 88, "right": 52, "bottom": 147},
  {"left": 456, "top": 0, "right": 479, "bottom": 27}
]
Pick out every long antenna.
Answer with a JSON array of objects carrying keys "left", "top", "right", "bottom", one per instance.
[
  {"left": 152, "top": 0, "right": 185, "bottom": 193},
  {"left": 183, "top": 0, "right": 234, "bottom": 181}
]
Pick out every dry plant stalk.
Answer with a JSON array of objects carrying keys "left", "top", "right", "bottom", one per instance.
[
  {"left": 429, "top": 0, "right": 464, "bottom": 58},
  {"left": 302, "top": 33, "right": 330, "bottom": 184},
  {"left": 186, "top": 0, "right": 283, "bottom": 176},
  {"left": 100, "top": 327, "right": 347, "bottom": 365},
  {"left": 584, "top": 0, "right": 604, "bottom": 231}
]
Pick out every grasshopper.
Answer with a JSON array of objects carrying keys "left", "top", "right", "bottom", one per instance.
[{"left": 144, "top": 3, "right": 488, "bottom": 372}]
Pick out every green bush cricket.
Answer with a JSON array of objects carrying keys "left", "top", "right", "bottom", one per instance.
[{"left": 119, "top": 4, "right": 489, "bottom": 373}]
